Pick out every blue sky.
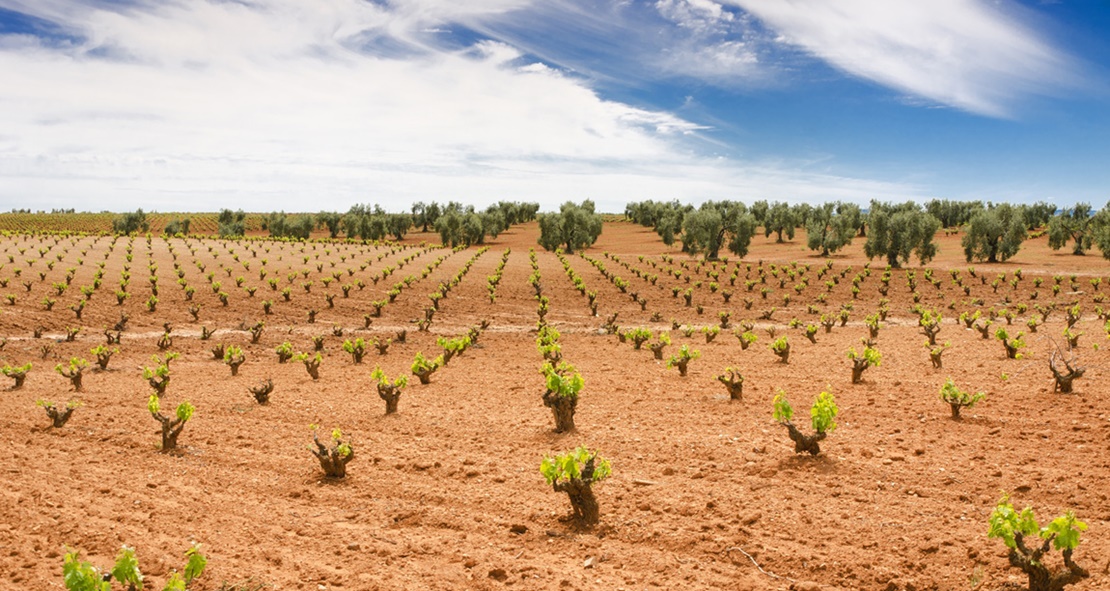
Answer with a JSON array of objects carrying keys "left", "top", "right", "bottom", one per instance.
[{"left": 0, "top": 0, "right": 1107, "bottom": 213}]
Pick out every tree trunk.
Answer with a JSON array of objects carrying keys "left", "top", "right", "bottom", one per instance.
[
  {"left": 46, "top": 406, "right": 75, "bottom": 428},
  {"left": 379, "top": 386, "right": 401, "bottom": 415},
  {"left": 851, "top": 364, "right": 865, "bottom": 384},
  {"left": 553, "top": 479, "right": 599, "bottom": 526},
  {"left": 949, "top": 403, "right": 961, "bottom": 420},
  {"left": 1009, "top": 544, "right": 1088, "bottom": 591},
  {"left": 543, "top": 392, "right": 577, "bottom": 433},
  {"left": 782, "top": 422, "right": 825, "bottom": 455},
  {"left": 312, "top": 436, "right": 354, "bottom": 478},
  {"left": 155, "top": 414, "right": 185, "bottom": 450}
]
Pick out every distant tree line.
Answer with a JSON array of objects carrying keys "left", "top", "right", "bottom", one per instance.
[
  {"left": 627, "top": 198, "right": 1110, "bottom": 265},
  {"left": 259, "top": 200, "right": 542, "bottom": 246}
]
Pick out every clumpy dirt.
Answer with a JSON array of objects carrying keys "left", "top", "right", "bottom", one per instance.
[{"left": 0, "top": 220, "right": 1108, "bottom": 590}]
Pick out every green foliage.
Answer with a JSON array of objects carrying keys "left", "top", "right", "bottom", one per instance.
[
  {"left": 773, "top": 387, "right": 838, "bottom": 434},
  {"left": 143, "top": 352, "right": 177, "bottom": 381},
  {"left": 109, "top": 546, "right": 142, "bottom": 589},
  {"left": 541, "top": 361, "right": 584, "bottom": 399},
  {"left": 989, "top": 494, "right": 1086, "bottom": 551},
  {"left": 342, "top": 338, "right": 367, "bottom": 362},
  {"left": 666, "top": 344, "right": 700, "bottom": 371},
  {"left": 275, "top": 341, "right": 294, "bottom": 362},
  {"left": 411, "top": 351, "right": 443, "bottom": 374},
  {"left": 437, "top": 335, "right": 471, "bottom": 358},
  {"left": 939, "top": 378, "right": 984, "bottom": 410},
  {"left": 217, "top": 208, "right": 247, "bottom": 238},
  {"left": 1093, "top": 204, "right": 1110, "bottom": 260},
  {"left": 806, "top": 202, "right": 860, "bottom": 255},
  {"left": 770, "top": 336, "right": 789, "bottom": 354},
  {"left": 679, "top": 201, "right": 758, "bottom": 260},
  {"left": 540, "top": 446, "right": 611, "bottom": 485},
  {"left": 810, "top": 389, "right": 839, "bottom": 434},
  {"left": 925, "top": 198, "right": 983, "bottom": 228},
  {"left": 763, "top": 202, "right": 797, "bottom": 243},
  {"left": 1048, "top": 203, "right": 1094, "bottom": 255},
  {"left": 625, "top": 327, "right": 652, "bottom": 349},
  {"left": 962, "top": 203, "right": 1028, "bottom": 262},
  {"left": 112, "top": 209, "right": 149, "bottom": 235},
  {"left": 267, "top": 212, "right": 315, "bottom": 239},
  {"left": 148, "top": 395, "right": 194, "bottom": 422},
  {"left": 63, "top": 543, "right": 206, "bottom": 591},
  {"left": 223, "top": 345, "right": 244, "bottom": 364},
  {"left": 846, "top": 346, "right": 881, "bottom": 367},
  {"left": 370, "top": 367, "right": 408, "bottom": 389},
  {"left": 772, "top": 389, "right": 793, "bottom": 424},
  {"left": 995, "top": 328, "right": 1026, "bottom": 358},
  {"left": 537, "top": 200, "right": 604, "bottom": 254},
  {"left": 163, "top": 217, "right": 191, "bottom": 236},
  {"left": 55, "top": 357, "right": 89, "bottom": 376},
  {"left": 63, "top": 548, "right": 110, "bottom": 591},
  {"left": 863, "top": 201, "right": 941, "bottom": 267},
  {"left": 1046, "top": 512, "right": 1088, "bottom": 552},
  {"left": 315, "top": 426, "right": 353, "bottom": 459}
]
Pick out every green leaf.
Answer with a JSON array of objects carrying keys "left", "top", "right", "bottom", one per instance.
[
  {"left": 182, "top": 544, "right": 207, "bottom": 583},
  {"left": 1044, "top": 511, "right": 1086, "bottom": 551},
  {"left": 176, "top": 401, "right": 195, "bottom": 422},
  {"left": 810, "top": 389, "right": 839, "bottom": 434},
  {"left": 161, "top": 571, "right": 185, "bottom": 591},
  {"left": 772, "top": 390, "right": 793, "bottom": 424},
  {"left": 110, "top": 546, "right": 143, "bottom": 589},
  {"left": 63, "top": 548, "right": 111, "bottom": 591}
]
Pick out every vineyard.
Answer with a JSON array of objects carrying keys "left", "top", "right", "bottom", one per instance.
[
  {"left": 0, "top": 211, "right": 267, "bottom": 235},
  {"left": 0, "top": 219, "right": 1107, "bottom": 590}
]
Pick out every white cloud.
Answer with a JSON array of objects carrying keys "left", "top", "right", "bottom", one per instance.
[
  {"left": 728, "top": 0, "right": 1079, "bottom": 117},
  {"left": 0, "top": 0, "right": 926, "bottom": 212}
]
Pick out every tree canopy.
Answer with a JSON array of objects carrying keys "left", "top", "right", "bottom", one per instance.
[
  {"left": 863, "top": 201, "right": 941, "bottom": 267},
  {"left": 961, "top": 204, "right": 1027, "bottom": 262},
  {"left": 1048, "top": 203, "right": 1094, "bottom": 255},
  {"left": 679, "top": 201, "right": 757, "bottom": 260},
  {"left": 537, "top": 200, "right": 603, "bottom": 254},
  {"left": 805, "top": 202, "right": 861, "bottom": 256}
]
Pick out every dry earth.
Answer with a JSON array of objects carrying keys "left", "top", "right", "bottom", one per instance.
[{"left": 0, "top": 220, "right": 1108, "bottom": 590}]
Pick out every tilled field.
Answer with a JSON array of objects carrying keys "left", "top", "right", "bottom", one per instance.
[{"left": 1, "top": 221, "right": 1108, "bottom": 590}]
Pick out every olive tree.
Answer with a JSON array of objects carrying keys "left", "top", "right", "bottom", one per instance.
[
  {"left": 268, "top": 212, "right": 314, "bottom": 239},
  {"left": 1048, "top": 203, "right": 1093, "bottom": 255},
  {"left": 763, "top": 201, "right": 797, "bottom": 243},
  {"left": 625, "top": 200, "right": 691, "bottom": 246},
  {"left": 112, "top": 209, "right": 150, "bottom": 235},
  {"left": 537, "top": 200, "right": 603, "bottom": 254},
  {"left": 218, "top": 209, "right": 247, "bottom": 237},
  {"left": 316, "top": 211, "right": 343, "bottom": 238},
  {"left": 962, "top": 203, "right": 1027, "bottom": 262},
  {"left": 1093, "top": 203, "right": 1110, "bottom": 261},
  {"left": 680, "top": 201, "right": 757, "bottom": 260},
  {"left": 863, "top": 201, "right": 941, "bottom": 268},
  {"left": 806, "top": 202, "right": 860, "bottom": 256},
  {"left": 925, "top": 199, "right": 982, "bottom": 228}
]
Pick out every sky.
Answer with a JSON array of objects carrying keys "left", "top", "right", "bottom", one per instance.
[{"left": 0, "top": 0, "right": 1108, "bottom": 213}]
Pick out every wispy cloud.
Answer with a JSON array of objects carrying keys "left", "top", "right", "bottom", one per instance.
[
  {"left": 728, "top": 0, "right": 1080, "bottom": 117},
  {"left": 0, "top": 0, "right": 927, "bottom": 211}
]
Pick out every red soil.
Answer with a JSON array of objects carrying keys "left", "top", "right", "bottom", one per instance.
[{"left": 0, "top": 221, "right": 1108, "bottom": 590}]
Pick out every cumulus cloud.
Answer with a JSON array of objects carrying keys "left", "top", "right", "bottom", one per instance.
[
  {"left": 728, "top": 0, "right": 1079, "bottom": 117},
  {"left": 0, "top": 0, "right": 927, "bottom": 211}
]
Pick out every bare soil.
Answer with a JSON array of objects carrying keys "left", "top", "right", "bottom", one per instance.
[{"left": 1, "top": 221, "right": 1108, "bottom": 590}]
